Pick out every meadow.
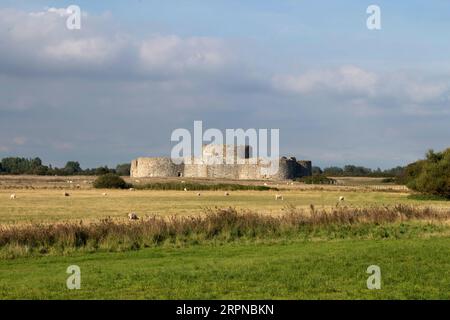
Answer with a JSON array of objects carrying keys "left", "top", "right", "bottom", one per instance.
[{"left": 0, "top": 175, "right": 449, "bottom": 299}]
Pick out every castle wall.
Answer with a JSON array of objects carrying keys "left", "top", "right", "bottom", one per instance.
[
  {"left": 130, "top": 157, "right": 184, "bottom": 178},
  {"left": 130, "top": 146, "right": 312, "bottom": 180}
]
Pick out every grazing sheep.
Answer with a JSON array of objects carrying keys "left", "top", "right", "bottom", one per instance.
[
  {"left": 224, "top": 192, "right": 230, "bottom": 196},
  {"left": 102, "top": 192, "right": 107, "bottom": 196},
  {"left": 339, "top": 196, "right": 345, "bottom": 202},
  {"left": 10, "top": 194, "right": 16, "bottom": 200},
  {"left": 263, "top": 182, "right": 268, "bottom": 186},
  {"left": 275, "top": 194, "right": 284, "bottom": 200},
  {"left": 128, "top": 212, "right": 139, "bottom": 220},
  {"left": 63, "top": 192, "right": 70, "bottom": 197},
  {"left": 197, "top": 192, "right": 201, "bottom": 196},
  {"left": 183, "top": 188, "right": 188, "bottom": 192},
  {"left": 129, "top": 188, "right": 135, "bottom": 191}
]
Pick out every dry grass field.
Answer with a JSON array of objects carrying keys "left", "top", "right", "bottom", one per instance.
[{"left": 0, "top": 175, "right": 448, "bottom": 224}]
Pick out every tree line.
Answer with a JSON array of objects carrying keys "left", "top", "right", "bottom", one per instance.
[
  {"left": 312, "top": 165, "right": 405, "bottom": 178},
  {"left": 0, "top": 157, "right": 131, "bottom": 176}
]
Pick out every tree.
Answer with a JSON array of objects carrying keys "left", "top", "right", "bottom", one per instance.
[
  {"left": 312, "top": 166, "right": 323, "bottom": 175},
  {"left": 115, "top": 163, "right": 131, "bottom": 176},
  {"left": 405, "top": 148, "right": 450, "bottom": 198},
  {"left": 63, "top": 161, "right": 82, "bottom": 175}
]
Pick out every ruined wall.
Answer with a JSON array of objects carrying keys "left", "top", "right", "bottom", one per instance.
[
  {"left": 297, "top": 160, "right": 312, "bottom": 177},
  {"left": 130, "top": 157, "right": 184, "bottom": 178},
  {"left": 130, "top": 147, "right": 312, "bottom": 180}
]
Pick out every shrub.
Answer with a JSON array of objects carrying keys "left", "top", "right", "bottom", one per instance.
[
  {"left": 406, "top": 148, "right": 450, "bottom": 198},
  {"left": 93, "top": 173, "right": 131, "bottom": 189},
  {"left": 297, "top": 175, "right": 336, "bottom": 185}
]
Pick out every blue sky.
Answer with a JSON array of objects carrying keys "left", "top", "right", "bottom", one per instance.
[{"left": 0, "top": 1, "right": 449, "bottom": 169}]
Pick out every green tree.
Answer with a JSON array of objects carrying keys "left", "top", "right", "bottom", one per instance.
[
  {"left": 63, "top": 161, "right": 82, "bottom": 175},
  {"left": 406, "top": 148, "right": 450, "bottom": 198},
  {"left": 115, "top": 163, "right": 131, "bottom": 176}
]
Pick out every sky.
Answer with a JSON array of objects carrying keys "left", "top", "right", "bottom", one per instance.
[{"left": 0, "top": 0, "right": 449, "bottom": 169}]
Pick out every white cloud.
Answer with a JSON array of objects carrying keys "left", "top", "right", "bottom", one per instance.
[
  {"left": 0, "top": 8, "right": 231, "bottom": 78},
  {"left": 273, "top": 66, "right": 378, "bottom": 96},
  {"left": 273, "top": 66, "right": 450, "bottom": 115},
  {"left": 139, "top": 36, "right": 227, "bottom": 73}
]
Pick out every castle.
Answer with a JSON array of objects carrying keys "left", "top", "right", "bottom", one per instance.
[{"left": 131, "top": 144, "right": 311, "bottom": 180}]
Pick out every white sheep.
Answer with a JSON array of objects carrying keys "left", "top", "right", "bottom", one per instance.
[
  {"left": 197, "top": 192, "right": 201, "bottom": 196},
  {"left": 10, "top": 194, "right": 16, "bottom": 200},
  {"left": 102, "top": 192, "right": 108, "bottom": 196},
  {"left": 184, "top": 188, "right": 188, "bottom": 192},
  {"left": 224, "top": 192, "right": 230, "bottom": 196},
  {"left": 275, "top": 194, "right": 284, "bottom": 200},
  {"left": 129, "top": 188, "right": 135, "bottom": 191},
  {"left": 128, "top": 212, "right": 139, "bottom": 220},
  {"left": 339, "top": 196, "right": 345, "bottom": 202}
]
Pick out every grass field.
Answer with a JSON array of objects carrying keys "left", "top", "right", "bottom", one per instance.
[
  {"left": 0, "top": 175, "right": 449, "bottom": 299},
  {"left": 0, "top": 238, "right": 448, "bottom": 299}
]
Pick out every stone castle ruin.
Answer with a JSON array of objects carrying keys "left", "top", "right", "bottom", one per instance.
[{"left": 131, "top": 144, "right": 312, "bottom": 180}]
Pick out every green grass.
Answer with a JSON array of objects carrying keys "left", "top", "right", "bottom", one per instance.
[{"left": 0, "top": 237, "right": 448, "bottom": 299}]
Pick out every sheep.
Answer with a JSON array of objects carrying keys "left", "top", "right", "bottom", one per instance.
[
  {"left": 224, "top": 192, "right": 230, "bottom": 196},
  {"left": 10, "top": 194, "right": 16, "bottom": 200},
  {"left": 275, "top": 194, "right": 284, "bottom": 200},
  {"left": 263, "top": 182, "right": 268, "bottom": 186},
  {"left": 339, "top": 196, "right": 345, "bottom": 202},
  {"left": 75, "top": 184, "right": 81, "bottom": 189},
  {"left": 183, "top": 188, "right": 188, "bottom": 192},
  {"left": 102, "top": 192, "right": 107, "bottom": 196},
  {"left": 129, "top": 188, "right": 135, "bottom": 191},
  {"left": 128, "top": 212, "right": 139, "bottom": 220},
  {"left": 63, "top": 192, "right": 70, "bottom": 197},
  {"left": 197, "top": 192, "right": 201, "bottom": 196}
]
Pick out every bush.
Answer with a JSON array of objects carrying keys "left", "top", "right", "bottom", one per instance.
[
  {"left": 405, "top": 148, "right": 450, "bottom": 198},
  {"left": 93, "top": 174, "right": 131, "bottom": 189},
  {"left": 297, "top": 175, "right": 336, "bottom": 185}
]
